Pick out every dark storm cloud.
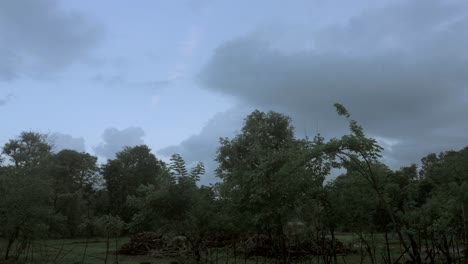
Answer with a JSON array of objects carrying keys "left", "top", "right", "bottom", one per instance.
[
  {"left": 49, "top": 133, "right": 86, "bottom": 153},
  {"left": 0, "top": 0, "right": 101, "bottom": 81},
  {"left": 94, "top": 127, "right": 145, "bottom": 159},
  {"left": 196, "top": 0, "right": 468, "bottom": 168}
]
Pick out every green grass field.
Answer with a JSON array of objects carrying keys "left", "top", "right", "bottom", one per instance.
[{"left": 0, "top": 238, "right": 173, "bottom": 264}]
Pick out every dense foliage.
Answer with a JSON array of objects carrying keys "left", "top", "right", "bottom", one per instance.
[{"left": 0, "top": 105, "right": 467, "bottom": 263}]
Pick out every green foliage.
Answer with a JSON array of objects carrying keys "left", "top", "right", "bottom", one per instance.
[
  {"left": 101, "top": 145, "right": 168, "bottom": 220},
  {"left": 0, "top": 172, "right": 58, "bottom": 240},
  {"left": 169, "top": 154, "right": 189, "bottom": 178},
  {"left": 94, "top": 215, "right": 126, "bottom": 238},
  {"left": 215, "top": 109, "right": 328, "bottom": 257},
  {"left": 169, "top": 153, "right": 205, "bottom": 183},
  {"left": 128, "top": 154, "right": 210, "bottom": 233},
  {"left": 0, "top": 132, "right": 61, "bottom": 259},
  {"left": 2, "top": 131, "right": 52, "bottom": 169},
  {"left": 50, "top": 149, "right": 99, "bottom": 236},
  {"left": 333, "top": 103, "right": 350, "bottom": 118},
  {"left": 189, "top": 162, "right": 205, "bottom": 182},
  {"left": 128, "top": 154, "right": 218, "bottom": 261},
  {"left": 1, "top": 105, "right": 467, "bottom": 263}
]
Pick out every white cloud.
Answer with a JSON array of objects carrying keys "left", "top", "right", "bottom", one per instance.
[{"left": 49, "top": 132, "right": 86, "bottom": 153}]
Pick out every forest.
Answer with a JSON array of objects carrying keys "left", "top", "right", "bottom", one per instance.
[{"left": 0, "top": 104, "right": 467, "bottom": 264}]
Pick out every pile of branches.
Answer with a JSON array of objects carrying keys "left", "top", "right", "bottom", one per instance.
[
  {"left": 289, "top": 238, "right": 355, "bottom": 257},
  {"left": 241, "top": 234, "right": 276, "bottom": 257},
  {"left": 118, "top": 232, "right": 164, "bottom": 255},
  {"left": 203, "top": 232, "right": 239, "bottom": 248},
  {"left": 228, "top": 235, "right": 355, "bottom": 258}
]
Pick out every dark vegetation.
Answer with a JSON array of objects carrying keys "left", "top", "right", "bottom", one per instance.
[{"left": 0, "top": 104, "right": 467, "bottom": 263}]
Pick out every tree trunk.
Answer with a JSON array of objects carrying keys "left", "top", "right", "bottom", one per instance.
[
  {"left": 81, "top": 235, "right": 89, "bottom": 264},
  {"left": 4, "top": 236, "right": 15, "bottom": 260},
  {"left": 463, "top": 202, "right": 468, "bottom": 264},
  {"left": 115, "top": 237, "right": 120, "bottom": 264},
  {"left": 384, "top": 230, "right": 392, "bottom": 264},
  {"left": 104, "top": 233, "right": 110, "bottom": 264},
  {"left": 276, "top": 217, "right": 288, "bottom": 264},
  {"left": 4, "top": 227, "right": 20, "bottom": 261},
  {"left": 408, "top": 233, "right": 422, "bottom": 264},
  {"left": 194, "top": 238, "right": 202, "bottom": 263},
  {"left": 330, "top": 227, "right": 338, "bottom": 264}
]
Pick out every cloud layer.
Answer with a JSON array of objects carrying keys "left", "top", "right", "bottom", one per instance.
[
  {"left": 0, "top": 0, "right": 101, "bottom": 80},
  {"left": 177, "top": 0, "right": 468, "bottom": 174},
  {"left": 159, "top": 106, "right": 250, "bottom": 183}
]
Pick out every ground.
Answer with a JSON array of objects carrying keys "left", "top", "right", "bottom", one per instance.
[{"left": 0, "top": 234, "right": 413, "bottom": 264}]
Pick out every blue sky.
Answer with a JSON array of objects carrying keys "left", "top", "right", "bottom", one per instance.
[{"left": 2, "top": 0, "right": 468, "bottom": 183}]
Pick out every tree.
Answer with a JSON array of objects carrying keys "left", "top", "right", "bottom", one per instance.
[
  {"left": 169, "top": 154, "right": 205, "bottom": 183},
  {"left": 324, "top": 166, "right": 390, "bottom": 264},
  {"left": 322, "top": 104, "right": 415, "bottom": 263},
  {"left": 2, "top": 131, "right": 52, "bottom": 170},
  {"left": 0, "top": 132, "right": 60, "bottom": 260},
  {"left": 49, "top": 150, "right": 99, "bottom": 236},
  {"left": 419, "top": 148, "right": 468, "bottom": 263},
  {"left": 215, "top": 110, "right": 328, "bottom": 262},
  {"left": 128, "top": 154, "right": 216, "bottom": 262},
  {"left": 101, "top": 145, "right": 168, "bottom": 221},
  {"left": 94, "top": 215, "right": 125, "bottom": 264}
]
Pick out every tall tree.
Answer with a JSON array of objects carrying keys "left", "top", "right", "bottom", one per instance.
[
  {"left": 169, "top": 154, "right": 205, "bottom": 183},
  {"left": 50, "top": 150, "right": 99, "bottom": 236},
  {"left": 419, "top": 147, "right": 468, "bottom": 263},
  {"left": 102, "top": 145, "right": 167, "bottom": 221},
  {"left": 128, "top": 154, "right": 214, "bottom": 262},
  {"left": 215, "top": 110, "right": 328, "bottom": 262},
  {"left": 3, "top": 132, "right": 51, "bottom": 170},
  {"left": 0, "top": 132, "right": 58, "bottom": 260}
]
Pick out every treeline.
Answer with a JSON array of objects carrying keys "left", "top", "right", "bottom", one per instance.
[{"left": 0, "top": 104, "right": 467, "bottom": 263}]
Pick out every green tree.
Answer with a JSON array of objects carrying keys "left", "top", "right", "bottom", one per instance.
[
  {"left": 2, "top": 131, "right": 52, "bottom": 170},
  {"left": 322, "top": 104, "right": 414, "bottom": 263},
  {"left": 169, "top": 154, "right": 205, "bottom": 183},
  {"left": 101, "top": 145, "right": 168, "bottom": 221},
  {"left": 50, "top": 149, "right": 99, "bottom": 236},
  {"left": 128, "top": 155, "right": 216, "bottom": 262},
  {"left": 418, "top": 148, "right": 468, "bottom": 263},
  {"left": 94, "top": 215, "right": 125, "bottom": 264},
  {"left": 215, "top": 110, "right": 327, "bottom": 262},
  {"left": 0, "top": 132, "right": 60, "bottom": 260}
]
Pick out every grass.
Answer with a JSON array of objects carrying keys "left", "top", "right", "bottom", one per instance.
[
  {"left": 0, "top": 237, "right": 174, "bottom": 264},
  {"left": 0, "top": 236, "right": 394, "bottom": 264},
  {"left": 0, "top": 234, "right": 416, "bottom": 264}
]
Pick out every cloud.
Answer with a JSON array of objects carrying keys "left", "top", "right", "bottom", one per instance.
[
  {"left": 90, "top": 73, "right": 178, "bottom": 91},
  {"left": 94, "top": 127, "right": 145, "bottom": 159},
  {"left": 195, "top": 0, "right": 468, "bottom": 168},
  {"left": 90, "top": 74, "right": 126, "bottom": 85},
  {"left": 150, "top": 95, "right": 161, "bottom": 108},
  {"left": 181, "top": 27, "right": 203, "bottom": 57},
  {"left": 158, "top": 106, "right": 250, "bottom": 184},
  {"left": 0, "top": 94, "right": 13, "bottom": 106},
  {"left": 49, "top": 132, "right": 86, "bottom": 153},
  {"left": 186, "top": 0, "right": 213, "bottom": 13},
  {"left": 0, "top": 0, "right": 101, "bottom": 81}
]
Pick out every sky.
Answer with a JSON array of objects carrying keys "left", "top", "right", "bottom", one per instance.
[{"left": 1, "top": 0, "right": 468, "bottom": 183}]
